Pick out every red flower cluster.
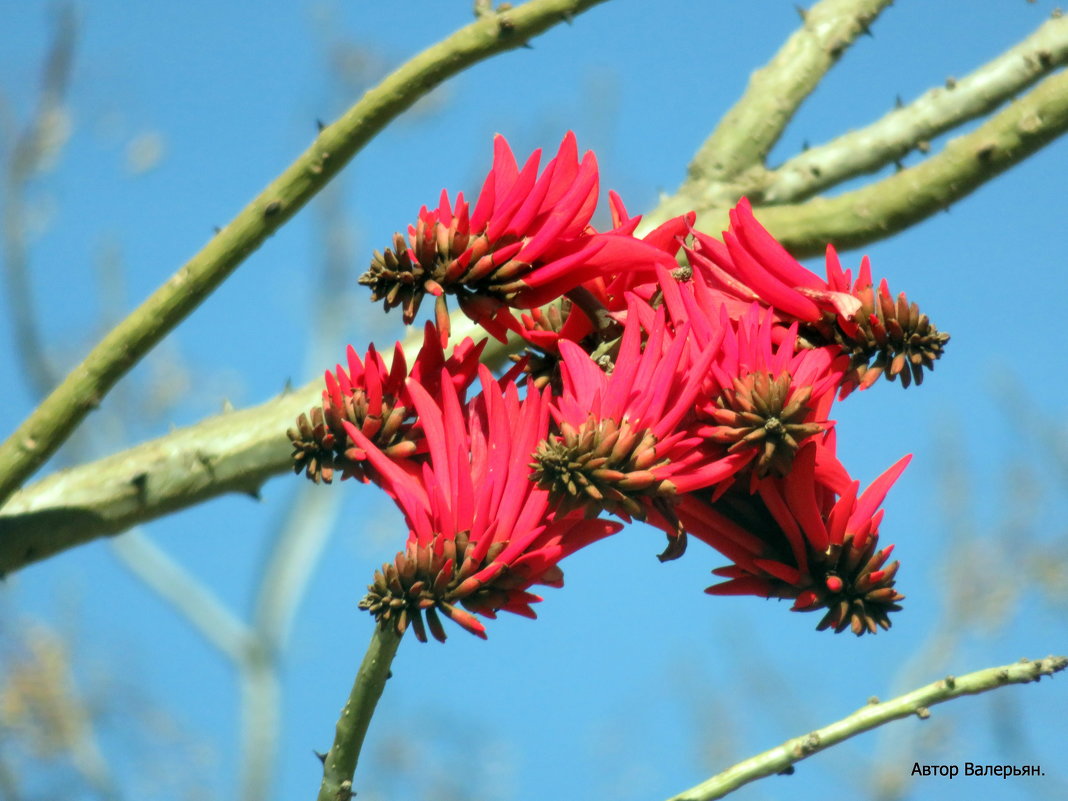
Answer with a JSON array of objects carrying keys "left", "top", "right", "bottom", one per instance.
[{"left": 292, "top": 133, "right": 949, "bottom": 641}]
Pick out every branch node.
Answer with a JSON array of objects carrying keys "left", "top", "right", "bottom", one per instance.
[
  {"left": 264, "top": 200, "right": 282, "bottom": 218},
  {"left": 942, "top": 675, "right": 956, "bottom": 690},
  {"left": 915, "top": 706, "right": 931, "bottom": 720}
]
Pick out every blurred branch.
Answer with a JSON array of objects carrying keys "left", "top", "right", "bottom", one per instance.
[
  {"left": 685, "top": 0, "right": 891, "bottom": 191},
  {"left": 0, "top": 0, "right": 610, "bottom": 511},
  {"left": 316, "top": 624, "right": 403, "bottom": 801},
  {"left": 666, "top": 656, "right": 1067, "bottom": 801},
  {"left": 1, "top": 4, "right": 76, "bottom": 396},
  {"left": 110, "top": 532, "right": 253, "bottom": 662},
  {"left": 762, "top": 12, "right": 1068, "bottom": 204}
]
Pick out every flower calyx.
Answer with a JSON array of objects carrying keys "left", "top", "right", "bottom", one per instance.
[
  {"left": 529, "top": 416, "right": 674, "bottom": 520},
  {"left": 703, "top": 371, "right": 828, "bottom": 477},
  {"left": 794, "top": 534, "right": 904, "bottom": 636}
]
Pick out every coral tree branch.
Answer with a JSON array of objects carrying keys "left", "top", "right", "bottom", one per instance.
[
  {"left": 763, "top": 12, "right": 1068, "bottom": 204},
  {"left": 665, "top": 656, "right": 1067, "bottom": 801},
  {"left": 0, "top": 0, "right": 610, "bottom": 511},
  {"left": 316, "top": 625, "right": 403, "bottom": 801},
  {"left": 683, "top": 0, "right": 892, "bottom": 193},
  {"left": 756, "top": 67, "right": 1068, "bottom": 256}
]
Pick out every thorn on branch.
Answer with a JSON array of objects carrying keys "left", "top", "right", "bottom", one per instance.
[
  {"left": 916, "top": 140, "right": 931, "bottom": 154},
  {"left": 777, "top": 765, "right": 796, "bottom": 776},
  {"left": 314, "top": 750, "right": 327, "bottom": 765},
  {"left": 794, "top": 4, "right": 807, "bottom": 22},
  {"left": 867, "top": 696, "right": 880, "bottom": 705},
  {"left": 895, "top": 94, "right": 904, "bottom": 109},
  {"left": 943, "top": 675, "right": 957, "bottom": 690},
  {"left": 945, "top": 76, "right": 957, "bottom": 90},
  {"left": 975, "top": 142, "right": 997, "bottom": 162},
  {"left": 130, "top": 472, "right": 149, "bottom": 504},
  {"left": 316, "top": 119, "right": 326, "bottom": 132}
]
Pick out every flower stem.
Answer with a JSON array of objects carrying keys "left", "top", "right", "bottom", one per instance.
[
  {"left": 666, "top": 655, "right": 1067, "bottom": 801},
  {"left": 316, "top": 624, "right": 403, "bottom": 801}
]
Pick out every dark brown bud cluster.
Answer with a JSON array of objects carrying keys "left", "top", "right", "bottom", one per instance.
[
  {"left": 360, "top": 215, "right": 530, "bottom": 326},
  {"left": 287, "top": 388, "right": 416, "bottom": 485},
  {"left": 800, "top": 535, "right": 904, "bottom": 636},
  {"left": 529, "top": 416, "right": 674, "bottom": 520},
  {"left": 360, "top": 532, "right": 558, "bottom": 643},
  {"left": 703, "top": 371, "right": 828, "bottom": 478},
  {"left": 804, "top": 281, "right": 950, "bottom": 390}
]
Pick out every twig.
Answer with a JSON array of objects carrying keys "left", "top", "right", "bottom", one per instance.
[
  {"left": 0, "top": 0, "right": 610, "bottom": 511},
  {"left": 683, "top": 0, "right": 891, "bottom": 192},
  {"left": 753, "top": 67, "right": 1068, "bottom": 256},
  {"left": 665, "top": 656, "right": 1067, "bottom": 801},
  {"left": 316, "top": 624, "right": 403, "bottom": 801},
  {"left": 763, "top": 12, "right": 1068, "bottom": 203}
]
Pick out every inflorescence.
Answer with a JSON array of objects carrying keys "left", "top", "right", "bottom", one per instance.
[{"left": 288, "top": 132, "right": 949, "bottom": 641}]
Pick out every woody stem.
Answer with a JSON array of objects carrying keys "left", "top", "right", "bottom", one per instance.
[{"left": 315, "top": 624, "right": 403, "bottom": 801}]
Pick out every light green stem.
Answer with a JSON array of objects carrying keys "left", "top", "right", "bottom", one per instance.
[
  {"left": 316, "top": 624, "right": 403, "bottom": 801},
  {"left": 666, "top": 655, "right": 1067, "bottom": 801}
]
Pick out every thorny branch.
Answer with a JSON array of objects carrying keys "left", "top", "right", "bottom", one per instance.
[{"left": 666, "top": 656, "right": 1068, "bottom": 801}]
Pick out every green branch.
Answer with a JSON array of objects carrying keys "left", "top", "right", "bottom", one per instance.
[
  {"left": 684, "top": 0, "right": 891, "bottom": 190},
  {"left": 0, "top": 0, "right": 609, "bottom": 511},
  {"left": 754, "top": 67, "right": 1068, "bottom": 256},
  {"left": 316, "top": 624, "right": 403, "bottom": 801},
  {"left": 762, "top": 12, "right": 1068, "bottom": 204},
  {"left": 666, "top": 655, "right": 1067, "bottom": 801}
]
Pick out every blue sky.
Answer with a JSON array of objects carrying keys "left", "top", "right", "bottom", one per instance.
[{"left": 2, "top": 2, "right": 1067, "bottom": 800}]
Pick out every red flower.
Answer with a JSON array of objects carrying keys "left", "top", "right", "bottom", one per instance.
[
  {"left": 679, "top": 439, "right": 911, "bottom": 635},
  {"left": 695, "top": 304, "right": 848, "bottom": 482},
  {"left": 359, "top": 132, "right": 679, "bottom": 343},
  {"left": 684, "top": 198, "right": 948, "bottom": 391},
  {"left": 345, "top": 365, "right": 620, "bottom": 642},
  {"left": 287, "top": 323, "right": 484, "bottom": 484},
  {"left": 530, "top": 297, "right": 749, "bottom": 560}
]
